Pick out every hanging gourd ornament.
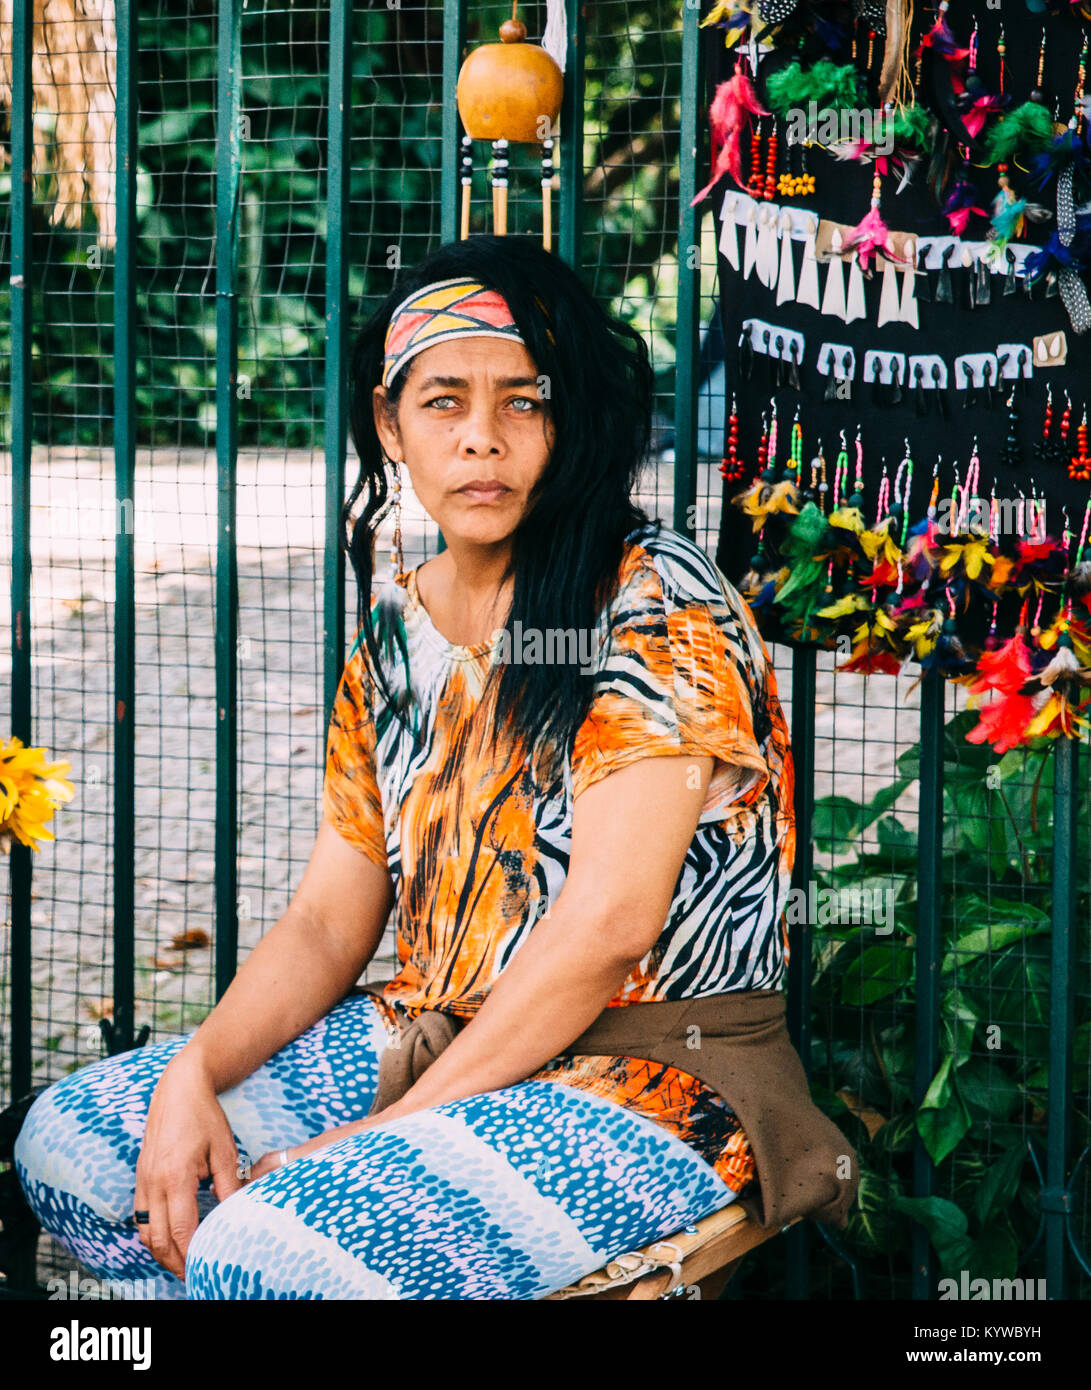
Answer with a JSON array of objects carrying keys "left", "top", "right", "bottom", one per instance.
[{"left": 457, "top": 5, "right": 563, "bottom": 247}]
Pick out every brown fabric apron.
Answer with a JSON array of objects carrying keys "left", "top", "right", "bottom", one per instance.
[{"left": 354, "top": 981, "right": 859, "bottom": 1233}]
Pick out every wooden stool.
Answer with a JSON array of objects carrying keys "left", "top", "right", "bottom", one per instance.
[{"left": 544, "top": 1204, "right": 796, "bottom": 1301}]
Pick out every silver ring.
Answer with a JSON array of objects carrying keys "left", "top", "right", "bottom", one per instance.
[{"left": 277, "top": 1148, "right": 289, "bottom": 1168}]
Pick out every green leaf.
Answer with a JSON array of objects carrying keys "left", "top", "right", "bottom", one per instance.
[
  {"left": 941, "top": 909, "right": 1050, "bottom": 976},
  {"left": 941, "top": 988, "right": 980, "bottom": 1057},
  {"left": 916, "top": 1054, "right": 973, "bottom": 1163},
  {"left": 891, "top": 1194, "right": 970, "bottom": 1267},
  {"left": 875, "top": 814, "right": 917, "bottom": 851},
  {"left": 812, "top": 794, "right": 866, "bottom": 855},
  {"left": 846, "top": 1166, "right": 907, "bottom": 1255},
  {"left": 973, "top": 1142, "right": 1028, "bottom": 1226},
  {"left": 867, "top": 776, "right": 914, "bottom": 821},
  {"left": 956, "top": 1058, "right": 1022, "bottom": 1120},
  {"left": 138, "top": 109, "right": 213, "bottom": 145},
  {"left": 960, "top": 1225, "right": 1020, "bottom": 1281},
  {"left": 839, "top": 942, "right": 914, "bottom": 1006}
]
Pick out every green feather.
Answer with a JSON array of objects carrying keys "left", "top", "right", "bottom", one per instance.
[
  {"left": 765, "top": 59, "right": 865, "bottom": 119},
  {"left": 982, "top": 102, "right": 1056, "bottom": 167},
  {"left": 774, "top": 502, "right": 835, "bottom": 626},
  {"left": 888, "top": 104, "right": 933, "bottom": 154}
]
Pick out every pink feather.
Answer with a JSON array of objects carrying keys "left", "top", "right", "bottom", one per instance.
[
  {"left": 691, "top": 62, "right": 770, "bottom": 206},
  {"left": 831, "top": 138, "right": 869, "bottom": 161},
  {"left": 945, "top": 204, "right": 985, "bottom": 235},
  {"left": 963, "top": 95, "right": 1005, "bottom": 139},
  {"left": 841, "top": 206, "right": 905, "bottom": 269}
]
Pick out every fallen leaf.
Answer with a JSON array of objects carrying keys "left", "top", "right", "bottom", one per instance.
[
  {"left": 836, "top": 1088, "right": 888, "bottom": 1139},
  {"left": 170, "top": 928, "right": 210, "bottom": 950}
]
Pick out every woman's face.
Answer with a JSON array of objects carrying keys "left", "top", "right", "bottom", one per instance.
[{"left": 372, "top": 336, "right": 555, "bottom": 551}]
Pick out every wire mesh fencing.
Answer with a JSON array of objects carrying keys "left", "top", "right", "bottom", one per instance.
[{"left": 0, "top": 0, "right": 1088, "bottom": 1300}]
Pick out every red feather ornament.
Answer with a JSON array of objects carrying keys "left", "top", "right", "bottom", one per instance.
[
  {"left": 691, "top": 58, "right": 770, "bottom": 206},
  {"left": 964, "top": 691, "right": 1039, "bottom": 753},
  {"left": 966, "top": 631, "right": 1033, "bottom": 695}
]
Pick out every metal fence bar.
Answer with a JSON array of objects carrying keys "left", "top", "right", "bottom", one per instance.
[
  {"left": 213, "top": 0, "right": 242, "bottom": 998},
  {"left": 323, "top": 0, "right": 352, "bottom": 725},
  {"left": 785, "top": 644, "right": 817, "bottom": 1296},
  {"left": 441, "top": 0, "right": 466, "bottom": 248},
  {"left": 107, "top": 0, "right": 139, "bottom": 1055},
  {"left": 912, "top": 670, "right": 945, "bottom": 1299},
  {"left": 7, "top": 0, "right": 34, "bottom": 1102},
  {"left": 672, "top": 0, "right": 702, "bottom": 540},
  {"left": 1045, "top": 733, "right": 1079, "bottom": 1298},
  {"left": 557, "top": 0, "right": 584, "bottom": 273}
]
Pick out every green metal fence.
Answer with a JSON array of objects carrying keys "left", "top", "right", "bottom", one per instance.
[{"left": 2, "top": 0, "right": 1089, "bottom": 1301}]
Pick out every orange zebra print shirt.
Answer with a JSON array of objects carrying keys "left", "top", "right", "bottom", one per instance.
[{"left": 323, "top": 522, "right": 796, "bottom": 1193}]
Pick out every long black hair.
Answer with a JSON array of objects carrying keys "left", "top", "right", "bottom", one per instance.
[{"left": 343, "top": 234, "right": 656, "bottom": 786}]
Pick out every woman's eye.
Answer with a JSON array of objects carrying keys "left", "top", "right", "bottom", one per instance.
[{"left": 424, "top": 395, "right": 539, "bottom": 412}]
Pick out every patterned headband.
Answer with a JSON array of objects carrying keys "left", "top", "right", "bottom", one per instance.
[{"left": 382, "top": 277, "right": 527, "bottom": 390}]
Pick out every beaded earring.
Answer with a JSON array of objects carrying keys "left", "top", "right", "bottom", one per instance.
[
  {"left": 1070, "top": 408, "right": 1091, "bottom": 482},
  {"left": 385, "top": 454, "right": 405, "bottom": 575},
  {"left": 1034, "top": 385, "right": 1054, "bottom": 470},
  {"left": 1054, "top": 391, "right": 1073, "bottom": 471},
  {"left": 720, "top": 394, "right": 745, "bottom": 483}
]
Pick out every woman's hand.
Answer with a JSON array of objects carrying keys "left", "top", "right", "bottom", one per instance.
[
  {"left": 133, "top": 1048, "right": 246, "bottom": 1280},
  {"left": 247, "top": 1117, "right": 380, "bottom": 1181}
]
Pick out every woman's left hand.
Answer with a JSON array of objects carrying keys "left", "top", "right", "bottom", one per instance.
[{"left": 247, "top": 1117, "right": 377, "bottom": 1181}]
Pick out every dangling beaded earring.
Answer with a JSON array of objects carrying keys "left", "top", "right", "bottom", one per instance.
[
  {"left": 1034, "top": 385, "right": 1054, "bottom": 470},
  {"left": 387, "top": 454, "right": 405, "bottom": 575},
  {"left": 1070, "top": 408, "right": 1091, "bottom": 482},
  {"left": 748, "top": 119, "right": 764, "bottom": 199},
  {"left": 720, "top": 394, "right": 745, "bottom": 483},
  {"left": 1003, "top": 390, "right": 1021, "bottom": 472},
  {"left": 763, "top": 117, "right": 779, "bottom": 201},
  {"left": 1054, "top": 391, "right": 1073, "bottom": 471}
]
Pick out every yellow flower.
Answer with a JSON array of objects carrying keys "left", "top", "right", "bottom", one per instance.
[{"left": 0, "top": 736, "right": 76, "bottom": 853}]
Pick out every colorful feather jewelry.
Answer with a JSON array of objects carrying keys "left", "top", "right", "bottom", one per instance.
[
  {"left": 692, "top": 55, "right": 770, "bottom": 206},
  {"left": 842, "top": 177, "right": 905, "bottom": 271}
]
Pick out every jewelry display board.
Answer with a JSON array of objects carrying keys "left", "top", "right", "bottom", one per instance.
[{"left": 702, "top": 0, "right": 1091, "bottom": 745}]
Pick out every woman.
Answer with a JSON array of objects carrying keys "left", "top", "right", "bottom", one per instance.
[{"left": 15, "top": 235, "right": 855, "bottom": 1300}]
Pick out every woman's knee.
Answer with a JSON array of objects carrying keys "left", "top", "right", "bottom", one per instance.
[
  {"left": 184, "top": 1168, "right": 399, "bottom": 1300},
  {"left": 15, "top": 1037, "right": 188, "bottom": 1225}
]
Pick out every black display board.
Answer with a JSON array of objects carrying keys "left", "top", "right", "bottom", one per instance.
[{"left": 707, "top": 2, "right": 1091, "bottom": 657}]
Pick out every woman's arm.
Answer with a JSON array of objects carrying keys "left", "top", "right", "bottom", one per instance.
[
  {"left": 270, "top": 752, "right": 715, "bottom": 1166},
  {"left": 171, "top": 818, "right": 394, "bottom": 1092},
  {"left": 135, "top": 818, "right": 393, "bottom": 1278}
]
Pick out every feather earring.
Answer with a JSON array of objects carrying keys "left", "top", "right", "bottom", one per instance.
[
  {"left": 691, "top": 54, "right": 770, "bottom": 205},
  {"left": 843, "top": 173, "right": 902, "bottom": 271}
]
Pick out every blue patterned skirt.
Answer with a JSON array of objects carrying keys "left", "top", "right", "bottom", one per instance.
[{"left": 15, "top": 993, "right": 738, "bottom": 1299}]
